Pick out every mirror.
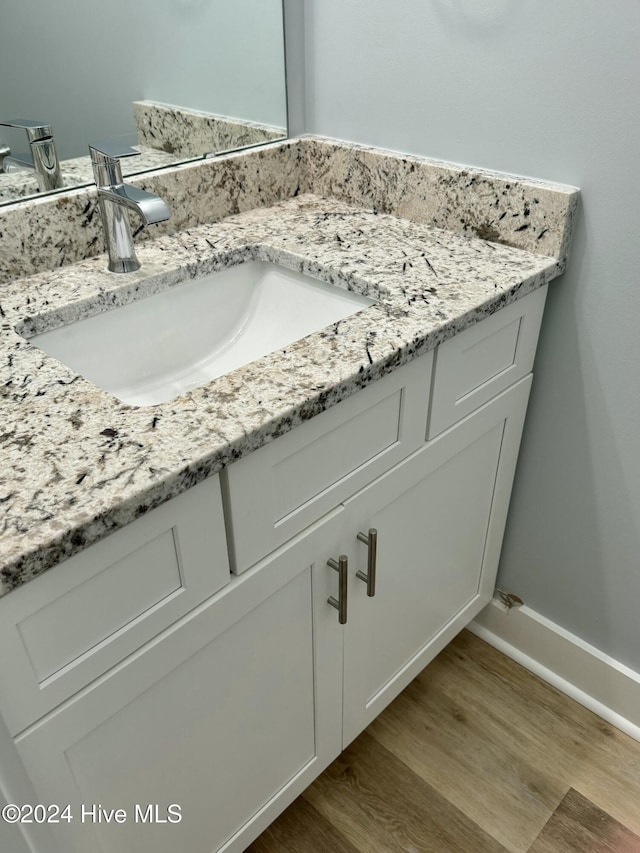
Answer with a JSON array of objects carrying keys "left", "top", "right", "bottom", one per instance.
[{"left": 0, "top": 0, "right": 287, "bottom": 207}]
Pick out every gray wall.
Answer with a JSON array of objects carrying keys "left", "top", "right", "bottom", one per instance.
[
  {"left": 1, "top": 0, "right": 286, "bottom": 160},
  {"left": 302, "top": 0, "right": 640, "bottom": 669}
]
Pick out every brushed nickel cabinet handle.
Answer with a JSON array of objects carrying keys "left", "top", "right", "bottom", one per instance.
[
  {"left": 356, "top": 528, "right": 377, "bottom": 597},
  {"left": 327, "top": 555, "right": 348, "bottom": 624}
]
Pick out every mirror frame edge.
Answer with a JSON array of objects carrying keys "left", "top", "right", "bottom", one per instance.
[{"left": 283, "top": 0, "right": 306, "bottom": 137}]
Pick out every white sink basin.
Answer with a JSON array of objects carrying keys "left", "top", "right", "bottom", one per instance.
[{"left": 29, "top": 261, "right": 374, "bottom": 406}]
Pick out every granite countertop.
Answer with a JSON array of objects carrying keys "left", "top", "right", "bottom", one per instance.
[{"left": 0, "top": 137, "right": 579, "bottom": 598}]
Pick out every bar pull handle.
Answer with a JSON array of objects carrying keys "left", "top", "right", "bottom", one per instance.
[
  {"left": 356, "top": 528, "right": 377, "bottom": 597},
  {"left": 327, "top": 555, "right": 348, "bottom": 624}
]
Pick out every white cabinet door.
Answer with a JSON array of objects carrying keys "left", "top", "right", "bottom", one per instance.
[
  {"left": 0, "top": 475, "right": 230, "bottom": 735},
  {"left": 342, "top": 376, "right": 532, "bottom": 746},
  {"left": 16, "top": 510, "right": 345, "bottom": 853}
]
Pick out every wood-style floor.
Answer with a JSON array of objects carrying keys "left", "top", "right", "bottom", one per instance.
[{"left": 248, "top": 630, "right": 640, "bottom": 852}]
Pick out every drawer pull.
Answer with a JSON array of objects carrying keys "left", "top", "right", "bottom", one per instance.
[
  {"left": 356, "top": 528, "right": 377, "bottom": 597},
  {"left": 327, "top": 555, "right": 348, "bottom": 624}
]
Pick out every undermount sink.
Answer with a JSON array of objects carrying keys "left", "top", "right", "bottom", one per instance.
[{"left": 28, "top": 261, "right": 375, "bottom": 407}]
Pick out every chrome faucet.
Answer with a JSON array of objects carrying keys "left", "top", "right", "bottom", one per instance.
[
  {"left": 0, "top": 119, "right": 63, "bottom": 192},
  {"left": 89, "top": 142, "right": 170, "bottom": 273},
  {"left": 0, "top": 141, "right": 10, "bottom": 172}
]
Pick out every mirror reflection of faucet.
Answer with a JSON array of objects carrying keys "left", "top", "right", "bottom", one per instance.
[
  {"left": 0, "top": 119, "right": 63, "bottom": 191},
  {"left": 89, "top": 142, "right": 171, "bottom": 273},
  {"left": 0, "top": 141, "right": 13, "bottom": 172}
]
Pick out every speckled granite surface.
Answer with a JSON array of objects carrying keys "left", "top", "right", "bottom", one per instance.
[
  {"left": 133, "top": 101, "right": 285, "bottom": 158},
  {"left": 0, "top": 140, "right": 301, "bottom": 284},
  {"left": 0, "top": 137, "right": 579, "bottom": 597},
  {"left": 0, "top": 136, "right": 578, "bottom": 285},
  {"left": 299, "top": 138, "right": 578, "bottom": 269}
]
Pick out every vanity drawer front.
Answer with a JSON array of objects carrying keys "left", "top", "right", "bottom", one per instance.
[
  {"left": 224, "top": 352, "right": 433, "bottom": 574},
  {"left": 428, "top": 286, "right": 547, "bottom": 437},
  {"left": 0, "top": 475, "right": 229, "bottom": 735}
]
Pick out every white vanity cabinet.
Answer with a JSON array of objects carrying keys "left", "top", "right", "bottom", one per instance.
[
  {"left": 12, "top": 511, "right": 346, "bottom": 853},
  {"left": 0, "top": 286, "right": 547, "bottom": 853},
  {"left": 340, "top": 375, "right": 531, "bottom": 745}
]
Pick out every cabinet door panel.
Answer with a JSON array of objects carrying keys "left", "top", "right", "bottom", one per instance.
[
  {"left": 343, "top": 376, "right": 531, "bottom": 745},
  {"left": 223, "top": 353, "right": 432, "bottom": 574},
  {"left": 16, "top": 512, "right": 345, "bottom": 853},
  {"left": 428, "top": 286, "right": 545, "bottom": 436},
  {"left": 0, "top": 475, "right": 230, "bottom": 735}
]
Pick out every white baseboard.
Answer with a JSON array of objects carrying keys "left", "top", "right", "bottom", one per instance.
[{"left": 469, "top": 599, "right": 640, "bottom": 742}]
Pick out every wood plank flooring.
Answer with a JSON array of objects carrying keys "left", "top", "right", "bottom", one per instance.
[
  {"left": 529, "top": 789, "right": 640, "bottom": 853},
  {"left": 248, "top": 630, "right": 640, "bottom": 852}
]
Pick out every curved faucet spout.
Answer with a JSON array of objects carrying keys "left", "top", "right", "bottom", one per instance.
[{"left": 97, "top": 183, "right": 171, "bottom": 225}]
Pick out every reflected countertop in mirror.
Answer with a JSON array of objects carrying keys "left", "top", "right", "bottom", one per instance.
[
  {"left": 0, "top": 0, "right": 287, "bottom": 207},
  {"left": 0, "top": 141, "right": 176, "bottom": 204}
]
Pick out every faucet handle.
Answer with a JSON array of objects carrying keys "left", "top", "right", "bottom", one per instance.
[
  {"left": 89, "top": 141, "right": 140, "bottom": 188},
  {"left": 89, "top": 141, "right": 140, "bottom": 162},
  {"left": 0, "top": 119, "right": 54, "bottom": 143}
]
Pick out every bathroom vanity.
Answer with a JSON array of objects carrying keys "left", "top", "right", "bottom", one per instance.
[{"left": 0, "top": 137, "right": 578, "bottom": 853}]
